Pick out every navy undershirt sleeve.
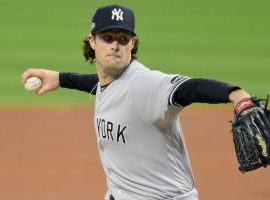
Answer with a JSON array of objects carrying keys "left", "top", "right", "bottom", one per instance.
[
  {"left": 172, "top": 78, "right": 240, "bottom": 107},
  {"left": 59, "top": 72, "right": 99, "bottom": 95}
]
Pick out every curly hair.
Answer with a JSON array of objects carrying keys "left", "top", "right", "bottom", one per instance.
[{"left": 83, "top": 36, "right": 139, "bottom": 64}]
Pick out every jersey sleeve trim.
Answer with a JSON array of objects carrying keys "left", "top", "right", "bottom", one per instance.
[{"left": 168, "top": 76, "right": 191, "bottom": 107}]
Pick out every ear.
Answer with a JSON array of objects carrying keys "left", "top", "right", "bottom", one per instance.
[
  {"left": 130, "top": 36, "right": 138, "bottom": 50},
  {"left": 88, "top": 33, "right": 96, "bottom": 50}
]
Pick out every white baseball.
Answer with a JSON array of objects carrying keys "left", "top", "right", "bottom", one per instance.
[{"left": 24, "top": 77, "right": 42, "bottom": 92}]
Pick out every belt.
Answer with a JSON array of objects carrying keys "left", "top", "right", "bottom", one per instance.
[{"left": 109, "top": 195, "right": 115, "bottom": 200}]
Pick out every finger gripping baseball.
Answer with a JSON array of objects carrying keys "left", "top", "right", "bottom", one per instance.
[{"left": 231, "top": 96, "right": 270, "bottom": 173}]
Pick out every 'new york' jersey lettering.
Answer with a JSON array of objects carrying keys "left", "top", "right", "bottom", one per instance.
[{"left": 96, "top": 117, "right": 127, "bottom": 143}]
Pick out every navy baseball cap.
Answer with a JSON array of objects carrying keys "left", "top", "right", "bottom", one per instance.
[{"left": 91, "top": 5, "right": 136, "bottom": 36}]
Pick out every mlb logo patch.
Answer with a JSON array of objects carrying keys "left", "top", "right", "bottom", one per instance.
[{"left": 170, "top": 75, "right": 182, "bottom": 84}]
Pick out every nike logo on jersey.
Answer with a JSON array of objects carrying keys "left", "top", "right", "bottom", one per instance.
[{"left": 96, "top": 117, "right": 127, "bottom": 143}]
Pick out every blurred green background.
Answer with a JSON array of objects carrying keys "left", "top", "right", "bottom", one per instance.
[{"left": 0, "top": 0, "right": 269, "bottom": 106}]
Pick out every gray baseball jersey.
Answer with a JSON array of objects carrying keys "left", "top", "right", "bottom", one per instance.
[{"left": 94, "top": 60, "right": 198, "bottom": 200}]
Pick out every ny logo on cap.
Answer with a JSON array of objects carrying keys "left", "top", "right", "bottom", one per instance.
[{"left": 111, "top": 8, "right": 123, "bottom": 21}]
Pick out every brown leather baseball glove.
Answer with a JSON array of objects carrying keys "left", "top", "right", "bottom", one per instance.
[{"left": 231, "top": 95, "right": 270, "bottom": 173}]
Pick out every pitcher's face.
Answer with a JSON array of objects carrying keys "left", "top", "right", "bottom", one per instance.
[{"left": 88, "top": 29, "right": 137, "bottom": 72}]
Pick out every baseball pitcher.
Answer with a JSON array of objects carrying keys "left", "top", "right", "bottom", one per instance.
[{"left": 21, "top": 4, "right": 270, "bottom": 200}]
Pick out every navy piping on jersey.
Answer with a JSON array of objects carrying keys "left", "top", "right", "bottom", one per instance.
[
  {"left": 100, "top": 83, "right": 110, "bottom": 92},
  {"left": 168, "top": 76, "right": 191, "bottom": 107}
]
